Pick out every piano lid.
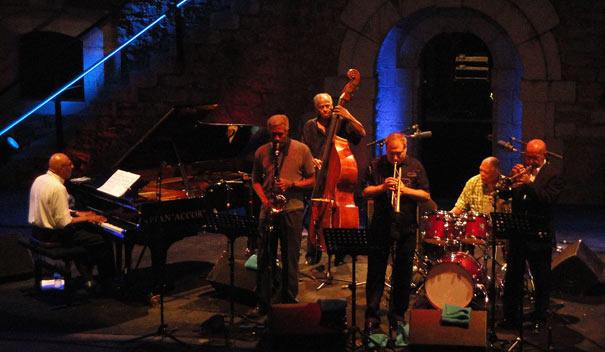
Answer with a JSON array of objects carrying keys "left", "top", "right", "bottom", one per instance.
[{"left": 112, "top": 107, "right": 268, "bottom": 173}]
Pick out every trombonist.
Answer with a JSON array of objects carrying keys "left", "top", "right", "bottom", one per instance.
[
  {"left": 248, "top": 114, "right": 315, "bottom": 318},
  {"left": 361, "top": 132, "right": 431, "bottom": 333}
]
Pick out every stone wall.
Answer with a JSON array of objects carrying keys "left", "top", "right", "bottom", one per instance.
[
  {"left": 550, "top": 0, "right": 605, "bottom": 203},
  {"left": 0, "top": 0, "right": 604, "bottom": 203},
  {"left": 65, "top": 0, "right": 352, "bottom": 173}
]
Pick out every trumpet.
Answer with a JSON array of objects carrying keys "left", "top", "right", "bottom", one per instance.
[
  {"left": 391, "top": 161, "right": 403, "bottom": 212},
  {"left": 509, "top": 164, "right": 535, "bottom": 184},
  {"left": 495, "top": 164, "right": 534, "bottom": 193}
]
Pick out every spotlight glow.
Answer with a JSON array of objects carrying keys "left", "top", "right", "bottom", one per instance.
[{"left": 6, "top": 136, "right": 19, "bottom": 149}]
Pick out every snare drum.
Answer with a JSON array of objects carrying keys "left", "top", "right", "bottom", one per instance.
[
  {"left": 424, "top": 251, "right": 484, "bottom": 310},
  {"left": 460, "top": 212, "right": 489, "bottom": 245},
  {"left": 422, "top": 210, "right": 458, "bottom": 246}
]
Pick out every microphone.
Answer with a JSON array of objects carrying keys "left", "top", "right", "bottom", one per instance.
[
  {"left": 497, "top": 140, "right": 518, "bottom": 152},
  {"left": 410, "top": 131, "right": 432, "bottom": 139}
]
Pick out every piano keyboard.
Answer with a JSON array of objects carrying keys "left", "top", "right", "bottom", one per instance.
[{"left": 100, "top": 222, "right": 127, "bottom": 238}]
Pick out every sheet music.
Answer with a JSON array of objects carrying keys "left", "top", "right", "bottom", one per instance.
[{"left": 97, "top": 169, "right": 140, "bottom": 197}]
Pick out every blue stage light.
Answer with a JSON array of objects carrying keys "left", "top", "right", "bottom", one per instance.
[
  {"left": 0, "top": 0, "right": 191, "bottom": 138},
  {"left": 6, "top": 136, "right": 19, "bottom": 149}
]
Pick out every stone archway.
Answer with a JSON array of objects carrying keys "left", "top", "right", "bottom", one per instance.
[{"left": 326, "top": 0, "right": 562, "bottom": 176}]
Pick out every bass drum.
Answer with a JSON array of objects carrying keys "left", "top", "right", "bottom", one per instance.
[{"left": 424, "top": 251, "right": 483, "bottom": 310}]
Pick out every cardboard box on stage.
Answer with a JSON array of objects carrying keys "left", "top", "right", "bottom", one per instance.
[{"left": 409, "top": 309, "right": 487, "bottom": 351}]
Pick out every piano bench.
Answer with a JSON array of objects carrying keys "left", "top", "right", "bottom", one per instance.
[{"left": 17, "top": 234, "right": 88, "bottom": 305}]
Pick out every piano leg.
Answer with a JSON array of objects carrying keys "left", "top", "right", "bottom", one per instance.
[
  {"left": 124, "top": 242, "right": 135, "bottom": 276},
  {"left": 113, "top": 240, "right": 123, "bottom": 274},
  {"left": 150, "top": 243, "right": 172, "bottom": 295}
]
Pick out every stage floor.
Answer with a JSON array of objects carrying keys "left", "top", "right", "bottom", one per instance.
[{"left": 1, "top": 197, "right": 604, "bottom": 351}]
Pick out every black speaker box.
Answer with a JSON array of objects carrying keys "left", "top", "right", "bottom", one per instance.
[
  {"left": 269, "top": 302, "right": 346, "bottom": 351},
  {"left": 206, "top": 251, "right": 256, "bottom": 304},
  {"left": 0, "top": 232, "right": 34, "bottom": 282},
  {"left": 551, "top": 240, "right": 604, "bottom": 293},
  {"left": 409, "top": 309, "right": 487, "bottom": 351}
]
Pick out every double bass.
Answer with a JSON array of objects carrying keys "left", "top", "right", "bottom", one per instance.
[{"left": 308, "top": 69, "right": 360, "bottom": 251}]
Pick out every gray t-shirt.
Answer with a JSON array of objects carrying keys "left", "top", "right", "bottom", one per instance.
[{"left": 252, "top": 138, "right": 315, "bottom": 216}]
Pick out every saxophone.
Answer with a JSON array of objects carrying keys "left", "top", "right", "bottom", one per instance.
[{"left": 270, "top": 141, "right": 287, "bottom": 214}]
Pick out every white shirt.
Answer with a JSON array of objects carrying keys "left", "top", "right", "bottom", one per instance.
[
  {"left": 28, "top": 170, "right": 72, "bottom": 229},
  {"left": 530, "top": 160, "right": 546, "bottom": 182}
]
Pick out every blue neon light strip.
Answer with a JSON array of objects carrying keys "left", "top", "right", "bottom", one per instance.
[{"left": 0, "top": 0, "right": 190, "bottom": 137}]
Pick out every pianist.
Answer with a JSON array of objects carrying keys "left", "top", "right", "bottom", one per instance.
[{"left": 28, "top": 153, "right": 115, "bottom": 293}]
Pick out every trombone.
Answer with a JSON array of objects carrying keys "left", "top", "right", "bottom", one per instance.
[{"left": 391, "top": 161, "right": 402, "bottom": 213}]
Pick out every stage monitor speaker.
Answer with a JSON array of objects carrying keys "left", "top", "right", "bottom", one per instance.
[
  {"left": 269, "top": 302, "right": 346, "bottom": 351},
  {"left": 551, "top": 240, "right": 604, "bottom": 294},
  {"left": 409, "top": 309, "right": 487, "bottom": 351},
  {"left": 206, "top": 251, "right": 256, "bottom": 304},
  {"left": 0, "top": 232, "right": 33, "bottom": 283}
]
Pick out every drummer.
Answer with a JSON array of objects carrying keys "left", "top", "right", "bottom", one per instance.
[
  {"left": 450, "top": 157, "right": 510, "bottom": 254},
  {"left": 451, "top": 156, "right": 507, "bottom": 216}
]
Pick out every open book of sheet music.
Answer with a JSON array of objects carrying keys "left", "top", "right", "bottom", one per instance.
[{"left": 97, "top": 169, "right": 141, "bottom": 198}]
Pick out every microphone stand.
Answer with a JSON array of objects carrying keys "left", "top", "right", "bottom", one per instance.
[
  {"left": 487, "top": 190, "right": 502, "bottom": 348},
  {"left": 508, "top": 137, "right": 563, "bottom": 160},
  {"left": 366, "top": 125, "right": 422, "bottom": 148},
  {"left": 125, "top": 161, "right": 189, "bottom": 349}
]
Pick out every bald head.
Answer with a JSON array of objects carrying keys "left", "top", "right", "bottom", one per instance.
[
  {"left": 526, "top": 139, "right": 547, "bottom": 167},
  {"left": 479, "top": 156, "right": 500, "bottom": 187},
  {"left": 527, "top": 139, "right": 546, "bottom": 154},
  {"left": 48, "top": 153, "right": 73, "bottom": 180},
  {"left": 482, "top": 156, "right": 500, "bottom": 169}
]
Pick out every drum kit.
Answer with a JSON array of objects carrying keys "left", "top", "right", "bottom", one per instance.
[{"left": 416, "top": 210, "right": 507, "bottom": 310}]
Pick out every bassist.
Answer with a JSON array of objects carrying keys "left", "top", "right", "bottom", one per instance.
[{"left": 302, "top": 93, "right": 365, "bottom": 265}]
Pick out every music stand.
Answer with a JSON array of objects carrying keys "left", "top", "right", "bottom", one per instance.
[
  {"left": 323, "top": 228, "right": 387, "bottom": 351},
  {"left": 491, "top": 212, "right": 550, "bottom": 352},
  {"left": 204, "top": 212, "right": 259, "bottom": 348}
]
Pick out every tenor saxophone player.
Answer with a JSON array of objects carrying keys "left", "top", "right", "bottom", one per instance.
[
  {"left": 248, "top": 114, "right": 315, "bottom": 318},
  {"left": 498, "top": 139, "right": 564, "bottom": 333}
]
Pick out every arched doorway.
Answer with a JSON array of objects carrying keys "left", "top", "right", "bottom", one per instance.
[
  {"left": 333, "top": 0, "right": 561, "bottom": 204},
  {"left": 419, "top": 32, "right": 493, "bottom": 202},
  {"left": 370, "top": 6, "right": 529, "bottom": 208}
]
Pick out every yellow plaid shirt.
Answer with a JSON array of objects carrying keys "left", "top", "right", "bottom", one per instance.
[{"left": 454, "top": 174, "right": 510, "bottom": 214}]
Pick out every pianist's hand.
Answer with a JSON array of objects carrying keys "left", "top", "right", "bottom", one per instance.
[
  {"left": 91, "top": 214, "right": 108, "bottom": 224},
  {"left": 76, "top": 211, "right": 107, "bottom": 224}
]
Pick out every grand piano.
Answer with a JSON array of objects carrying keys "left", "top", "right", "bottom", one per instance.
[{"left": 67, "top": 107, "right": 267, "bottom": 293}]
